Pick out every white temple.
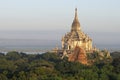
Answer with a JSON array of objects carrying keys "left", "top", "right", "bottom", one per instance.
[{"left": 61, "top": 8, "right": 93, "bottom": 51}]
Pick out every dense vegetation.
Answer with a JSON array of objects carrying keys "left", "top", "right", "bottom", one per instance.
[
  {"left": 111, "top": 51, "right": 120, "bottom": 59},
  {"left": 0, "top": 51, "right": 120, "bottom": 80}
]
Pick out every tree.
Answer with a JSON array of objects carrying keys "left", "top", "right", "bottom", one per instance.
[
  {"left": 112, "top": 57, "right": 120, "bottom": 74},
  {"left": 6, "top": 51, "right": 21, "bottom": 60},
  {"left": 0, "top": 74, "right": 8, "bottom": 80}
]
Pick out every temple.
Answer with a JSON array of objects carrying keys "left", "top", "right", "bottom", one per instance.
[
  {"left": 61, "top": 8, "right": 93, "bottom": 52},
  {"left": 54, "top": 8, "right": 111, "bottom": 65}
]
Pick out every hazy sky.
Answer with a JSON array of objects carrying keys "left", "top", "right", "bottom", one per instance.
[{"left": 0, "top": 0, "right": 120, "bottom": 48}]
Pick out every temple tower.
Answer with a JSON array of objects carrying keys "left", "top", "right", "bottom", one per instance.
[{"left": 61, "top": 8, "right": 93, "bottom": 51}]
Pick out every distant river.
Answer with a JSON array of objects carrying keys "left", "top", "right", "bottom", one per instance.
[
  {"left": 0, "top": 39, "right": 61, "bottom": 54},
  {"left": 0, "top": 39, "right": 119, "bottom": 53}
]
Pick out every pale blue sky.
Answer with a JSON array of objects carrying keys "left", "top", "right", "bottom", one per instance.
[
  {"left": 0, "top": 0, "right": 120, "bottom": 49},
  {"left": 0, "top": 0, "right": 120, "bottom": 31}
]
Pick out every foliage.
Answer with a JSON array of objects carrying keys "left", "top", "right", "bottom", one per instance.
[
  {"left": 0, "top": 51, "right": 119, "bottom": 80},
  {"left": 111, "top": 52, "right": 120, "bottom": 59}
]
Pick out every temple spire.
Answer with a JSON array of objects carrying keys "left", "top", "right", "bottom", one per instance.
[
  {"left": 71, "top": 8, "right": 81, "bottom": 32},
  {"left": 75, "top": 8, "right": 78, "bottom": 21}
]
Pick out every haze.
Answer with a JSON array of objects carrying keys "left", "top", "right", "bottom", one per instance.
[{"left": 0, "top": 0, "right": 120, "bottom": 49}]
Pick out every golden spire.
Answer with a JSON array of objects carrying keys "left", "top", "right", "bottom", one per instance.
[
  {"left": 75, "top": 8, "right": 78, "bottom": 21},
  {"left": 71, "top": 8, "right": 81, "bottom": 32}
]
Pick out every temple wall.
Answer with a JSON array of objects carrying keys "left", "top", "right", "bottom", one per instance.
[
  {"left": 63, "top": 40, "right": 93, "bottom": 51},
  {"left": 61, "top": 39, "right": 93, "bottom": 51}
]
